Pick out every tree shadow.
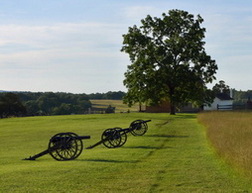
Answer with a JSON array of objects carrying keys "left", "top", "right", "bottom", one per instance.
[
  {"left": 175, "top": 114, "right": 197, "bottom": 119},
  {"left": 144, "top": 134, "right": 189, "bottom": 138},
  {"left": 80, "top": 159, "right": 138, "bottom": 163},
  {"left": 122, "top": 145, "right": 172, "bottom": 150},
  {"left": 156, "top": 120, "right": 172, "bottom": 127}
]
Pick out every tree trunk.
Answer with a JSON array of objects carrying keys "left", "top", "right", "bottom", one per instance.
[
  {"left": 169, "top": 85, "right": 176, "bottom": 115},
  {"left": 139, "top": 103, "right": 142, "bottom": 112},
  {"left": 170, "top": 103, "right": 176, "bottom": 115}
]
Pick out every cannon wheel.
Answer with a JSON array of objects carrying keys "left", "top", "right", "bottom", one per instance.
[
  {"left": 129, "top": 120, "right": 148, "bottom": 136},
  {"left": 48, "top": 132, "right": 83, "bottom": 161},
  {"left": 113, "top": 128, "right": 127, "bottom": 148},
  {"left": 117, "top": 129, "right": 127, "bottom": 147},
  {"left": 101, "top": 127, "right": 127, "bottom": 148}
]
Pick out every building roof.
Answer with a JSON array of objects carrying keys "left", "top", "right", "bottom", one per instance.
[{"left": 216, "top": 93, "right": 233, "bottom": 100}]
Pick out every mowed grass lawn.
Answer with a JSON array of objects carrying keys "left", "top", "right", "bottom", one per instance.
[{"left": 1, "top": 113, "right": 252, "bottom": 192}]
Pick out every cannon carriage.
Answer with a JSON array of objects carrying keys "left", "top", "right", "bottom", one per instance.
[
  {"left": 101, "top": 119, "right": 150, "bottom": 148},
  {"left": 87, "top": 119, "right": 151, "bottom": 149},
  {"left": 24, "top": 119, "right": 151, "bottom": 161},
  {"left": 24, "top": 132, "right": 90, "bottom": 161}
]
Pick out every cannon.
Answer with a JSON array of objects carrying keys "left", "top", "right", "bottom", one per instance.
[
  {"left": 87, "top": 119, "right": 151, "bottom": 149},
  {"left": 23, "top": 119, "right": 151, "bottom": 161},
  {"left": 24, "top": 132, "right": 90, "bottom": 161}
]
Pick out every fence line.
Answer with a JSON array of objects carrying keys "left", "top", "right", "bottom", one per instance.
[{"left": 217, "top": 104, "right": 251, "bottom": 110}]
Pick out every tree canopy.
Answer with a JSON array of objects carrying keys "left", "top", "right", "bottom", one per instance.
[
  {"left": 212, "top": 80, "right": 230, "bottom": 95},
  {"left": 0, "top": 93, "right": 26, "bottom": 118},
  {"left": 121, "top": 9, "right": 218, "bottom": 114}
]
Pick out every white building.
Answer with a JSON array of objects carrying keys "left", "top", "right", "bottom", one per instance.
[{"left": 204, "top": 93, "right": 233, "bottom": 111}]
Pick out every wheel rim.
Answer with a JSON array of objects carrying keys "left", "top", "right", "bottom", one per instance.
[
  {"left": 117, "top": 129, "right": 127, "bottom": 147},
  {"left": 48, "top": 132, "right": 83, "bottom": 161},
  {"left": 129, "top": 120, "right": 148, "bottom": 136},
  {"left": 102, "top": 128, "right": 123, "bottom": 148}
]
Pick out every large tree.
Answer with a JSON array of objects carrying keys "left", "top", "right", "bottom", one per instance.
[{"left": 121, "top": 9, "right": 218, "bottom": 114}]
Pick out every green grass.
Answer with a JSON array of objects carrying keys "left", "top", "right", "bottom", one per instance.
[{"left": 1, "top": 113, "right": 252, "bottom": 192}]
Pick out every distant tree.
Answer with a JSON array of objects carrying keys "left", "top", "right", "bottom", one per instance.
[
  {"left": 105, "top": 91, "right": 125, "bottom": 100},
  {"left": 52, "top": 103, "right": 73, "bottom": 115},
  {"left": 13, "top": 91, "right": 91, "bottom": 116},
  {"left": 24, "top": 100, "right": 40, "bottom": 116},
  {"left": 212, "top": 80, "right": 230, "bottom": 95},
  {"left": 88, "top": 93, "right": 105, "bottom": 99},
  {"left": 36, "top": 92, "right": 60, "bottom": 114},
  {"left": 121, "top": 9, "right": 217, "bottom": 115},
  {"left": 88, "top": 91, "right": 125, "bottom": 100},
  {"left": 231, "top": 89, "right": 252, "bottom": 105},
  {"left": 0, "top": 93, "right": 26, "bottom": 118}
]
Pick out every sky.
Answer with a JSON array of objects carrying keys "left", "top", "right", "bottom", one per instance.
[{"left": 0, "top": 0, "right": 251, "bottom": 94}]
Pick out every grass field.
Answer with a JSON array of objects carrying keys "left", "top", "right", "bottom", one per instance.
[
  {"left": 1, "top": 113, "right": 252, "bottom": 192},
  {"left": 90, "top": 99, "right": 140, "bottom": 113},
  {"left": 198, "top": 111, "right": 252, "bottom": 177}
]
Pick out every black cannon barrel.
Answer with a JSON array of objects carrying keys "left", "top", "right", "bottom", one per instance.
[
  {"left": 129, "top": 119, "right": 151, "bottom": 136},
  {"left": 76, "top": 136, "right": 91, "bottom": 140},
  {"left": 136, "top": 120, "right": 151, "bottom": 124},
  {"left": 50, "top": 135, "right": 90, "bottom": 143}
]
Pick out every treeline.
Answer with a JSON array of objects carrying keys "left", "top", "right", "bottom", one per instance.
[
  {"left": 0, "top": 93, "right": 27, "bottom": 118},
  {"left": 233, "top": 89, "right": 252, "bottom": 105},
  {"left": 88, "top": 91, "right": 125, "bottom": 100},
  {"left": 0, "top": 91, "right": 126, "bottom": 118},
  {"left": 2, "top": 89, "right": 252, "bottom": 117},
  {"left": 0, "top": 92, "right": 91, "bottom": 117}
]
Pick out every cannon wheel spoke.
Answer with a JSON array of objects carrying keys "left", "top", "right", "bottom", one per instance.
[
  {"left": 129, "top": 120, "right": 148, "bottom": 136},
  {"left": 117, "top": 129, "right": 127, "bottom": 147},
  {"left": 109, "top": 128, "right": 127, "bottom": 148},
  {"left": 102, "top": 128, "right": 123, "bottom": 148},
  {"left": 48, "top": 132, "right": 83, "bottom": 161}
]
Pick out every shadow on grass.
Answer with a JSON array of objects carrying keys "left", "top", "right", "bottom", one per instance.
[
  {"left": 175, "top": 113, "right": 197, "bottom": 119},
  {"left": 122, "top": 145, "right": 172, "bottom": 150},
  {"left": 144, "top": 134, "right": 189, "bottom": 138},
  {"left": 81, "top": 159, "right": 138, "bottom": 163}
]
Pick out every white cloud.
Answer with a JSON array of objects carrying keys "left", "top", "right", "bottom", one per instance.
[
  {"left": 0, "top": 22, "right": 125, "bottom": 63},
  {"left": 0, "top": 22, "right": 128, "bottom": 93},
  {"left": 0, "top": 22, "right": 124, "bottom": 49}
]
